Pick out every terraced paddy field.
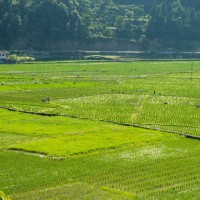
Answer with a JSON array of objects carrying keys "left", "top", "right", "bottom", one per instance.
[{"left": 0, "top": 61, "right": 200, "bottom": 199}]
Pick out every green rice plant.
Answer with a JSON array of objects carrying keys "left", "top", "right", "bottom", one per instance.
[
  {"left": 0, "top": 61, "right": 200, "bottom": 199},
  {"left": 136, "top": 95, "right": 200, "bottom": 136},
  {"left": 53, "top": 94, "right": 139, "bottom": 124}
]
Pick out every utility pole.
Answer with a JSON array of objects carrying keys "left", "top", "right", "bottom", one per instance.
[
  {"left": 79, "top": 50, "right": 82, "bottom": 61},
  {"left": 190, "top": 61, "right": 193, "bottom": 80}
]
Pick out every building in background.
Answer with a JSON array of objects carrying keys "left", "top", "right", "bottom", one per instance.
[
  {"left": 0, "top": 51, "right": 7, "bottom": 63},
  {"left": 0, "top": 51, "right": 7, "bottom": 59}
]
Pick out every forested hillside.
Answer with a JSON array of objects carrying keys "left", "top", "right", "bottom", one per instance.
[{"left": 0, "top": 0, "right": 200, "bottom": 50}]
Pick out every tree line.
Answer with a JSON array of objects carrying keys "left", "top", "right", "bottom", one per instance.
[
  {"left": 147, "top": 0, "right": 200, "bottom": 43},
  {"left": 0, "top": 0, "right": 200, "bottom": 49}
]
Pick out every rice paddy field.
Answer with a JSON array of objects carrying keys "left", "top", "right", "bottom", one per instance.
[{"left": 0, "top": 61, "right": 200, "bottom": 199}]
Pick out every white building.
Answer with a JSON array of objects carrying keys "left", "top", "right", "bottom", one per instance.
[{"left": 0, "top": 51, "right": 7, "bottom": 59}]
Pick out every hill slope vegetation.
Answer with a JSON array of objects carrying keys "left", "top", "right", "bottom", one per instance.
[{"left": 1, "top": 0, "right": 200, "bottom": 49}]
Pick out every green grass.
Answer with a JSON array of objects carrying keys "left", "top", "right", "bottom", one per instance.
[
  {"left": 0, "top": 61, "right": 199, "bottom": 136},
  {"left": 0, "top": 60, "right": 200, "bottom": 199},
  {"left": 0, "top": 109, "right": 199, "bottom": 199},
  {"left": 0, "top": 109, "right": 163, "bottom": 156}
]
